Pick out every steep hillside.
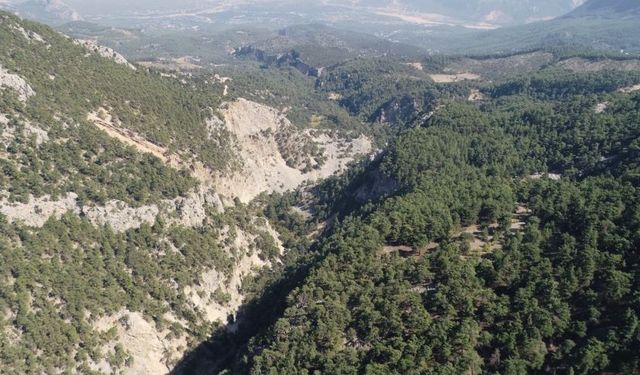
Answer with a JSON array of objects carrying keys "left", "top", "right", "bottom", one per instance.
[
  {"left": 0, "top": 12, "right": 372, "bottom": 374},
  {"left": 0, "top": 12, "right": 241, "bottom": 173},
  {"left": 0, "top": 11, "right": 235, "bottom": 374}
]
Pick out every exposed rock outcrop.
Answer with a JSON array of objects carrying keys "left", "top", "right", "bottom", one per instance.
[
  {"left": 88, "top": 101, "right": 372, "bottom": 204},
  {"left": 185, "top": 252, "right": 267, "bottom": 324},
  {"left": 215, "top": 98, "right": 372, "bottom": 202},
  {"left": 1, "top": 114, "right": 50, "bottom": 148},
  {"left": 619, "top": 84, "right": 640, "bottom": 93},
  {"left": 166, "top": 187, "right": 224, "bottom": 227},
  {"left": 0, "top": 193, "right": 79, "bottom": 227},
  {"left": 371, "top": 95, "right": 422, "bottom": 125},
  {"left": 81, "top": 200, "right": 159, "bottom": 232},
  {"left": 595, "top": 101, "right": 610, "bottom": 113},
  {"left": 468, "top": 89, "right": 487, "bottom": 102},
  {"left": 91, "top": 310, "right": 188, "bottom": 374},
  {"left": 233, "top": 46, "right": 325, "bottom": 78},
  {"left": 10, "top": 24, "right": 47, "bottom": 44},
  {"left": 0, "top": 187, "right": 223, "bottom": 232},
  {"left": 185, "top": 219, "right": 283, "bottom": 323},
  {"left": 0, "top": 115, "right": 49, "bottom": 146},
  {"left": 429, "top": 72, "right": 480, "bottom": 83},
  {"left": 0, "top": 65, "right": 35, "bottom": 102},
  {"left": 91, "top": 220, "right": 283, "bottom": 375},
  {"left": 74, "top": 39, "right": 136, "bottom": 70}
]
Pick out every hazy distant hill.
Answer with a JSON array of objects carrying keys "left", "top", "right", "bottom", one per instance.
[
  {"left": 342, "top": 0, "right": 584, "bottom": 25},
  {"left": 12, "top": 0, "right": 81, "bottom": 24},
  {"left": 565, "top": 0, "right": 640, "bottom": 17},
  {"left": 239, "top": 24, "right": 425, "bottom": 67},
  {"left": 5, "top": 0, "right": 585, "bottom": 27},
  {"left": 51, "top": 0, "right": 584, "bottom": 25},
  {"left": 430, "top": 0, "right": 640, "bottom": 54}
]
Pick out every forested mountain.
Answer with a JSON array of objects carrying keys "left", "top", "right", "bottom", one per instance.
[
  {"left": 0, "top": 10, "right": 237, "bottom": 374},
  {"left": 2, "top": 4, "right": 640, "bottom": 375},
  {"left": 183, "top": 54, "right": 640, "bottom": 375}
]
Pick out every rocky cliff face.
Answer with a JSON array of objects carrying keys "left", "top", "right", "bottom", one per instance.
[
  {"left": 371, "top": 95, "right": 423, "bottom": 125},
  {"left": 0, "top": 65, "right": 35, "bottom": 102},
  {"left": 74, "top": 39, "right": 137, "bottom": 70},
  {"left": 214, "top": 98, "right": 372, "bottom": 202},
  {"left": 233, "top": 46, "right": 325, "bottom": 78}
]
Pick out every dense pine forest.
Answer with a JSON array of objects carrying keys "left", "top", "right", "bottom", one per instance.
[{"left": 179, "top": 66, "right": 640, "bottom": 374}]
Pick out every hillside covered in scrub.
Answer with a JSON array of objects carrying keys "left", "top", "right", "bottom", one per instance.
[{"left": 0, "top": 12, "right": 370, "bottom": 374}]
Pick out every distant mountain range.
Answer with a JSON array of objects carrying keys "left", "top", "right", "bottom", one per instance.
[
  {"left": 2, "top": 0, "right": 586, "bottom": 27},
  {"left": 333, "top": 0, "right": 586, "bottom": 25},
  {"left": 422, "top": 0, "right": 640, "bottom": 54},
  {"left": 4, "top": 0, "right": 640, "bottom": 55}
]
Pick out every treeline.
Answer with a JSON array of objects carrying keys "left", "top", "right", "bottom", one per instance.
[{"left": 490, "top": 69, "right": 640, "bottom": 99}]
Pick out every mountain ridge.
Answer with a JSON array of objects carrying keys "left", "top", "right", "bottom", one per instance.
[
  {"left": 425, "top": 0, "right": 640, "bottom": 54},
  {"left": 3, "top": 0, "right": 586, "bottom": 28},
  {"left": 566, "top": 0, "right": 640, "bottom": 17}
]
